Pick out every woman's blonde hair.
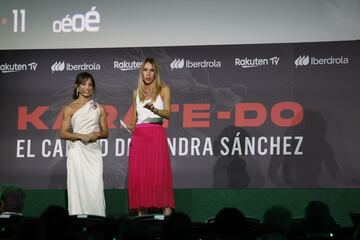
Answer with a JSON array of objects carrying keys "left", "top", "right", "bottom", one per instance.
[{"left": 137, "top": 57, "right": 165, "bottom": 102}]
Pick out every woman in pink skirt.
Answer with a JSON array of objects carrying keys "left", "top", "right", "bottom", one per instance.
[{"left": 127, "top": 57, "right": 175, "bottom": 216}]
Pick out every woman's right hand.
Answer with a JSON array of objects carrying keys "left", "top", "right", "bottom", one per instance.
[
  {"left": 78, "top": 133, "right": 95, "bottom": 142},
  {"left": 127, "top": 124, "right": 135, "bottom": 134}
]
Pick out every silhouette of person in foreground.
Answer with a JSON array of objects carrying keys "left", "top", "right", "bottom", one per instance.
[{"left": 0, "top": 184, "right": 26, "bottom": 216}]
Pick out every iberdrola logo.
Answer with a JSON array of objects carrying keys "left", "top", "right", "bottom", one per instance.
[
  {"left": 170, "top": 58, "right": 185, "bottom": 70},
  {"left": 294, "top": 55, "right": 310, "bottom": 67},
  {"left": 51, "top": 61, "right": 65, "bottom": 73}
]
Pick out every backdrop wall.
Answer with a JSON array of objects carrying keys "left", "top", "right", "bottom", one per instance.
[{"left": 1, "top": 41, "right": 360, "bottom": 189}]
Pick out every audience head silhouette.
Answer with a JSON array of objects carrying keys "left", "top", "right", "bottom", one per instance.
[
  {"left": 162, "top": 212, "right": 192, "bottom": 240},
  {"left": 262, "top": 205, "right": 292, "bottom": 234},
  {"left": 0, "top": 184, "right": 26, "bottom": 214},
  {"left": 258, "top": 205, "right": 292, "bottom": 240},
  {"left": 304, "top": 201, "right": 333, "bottom": 236},
  {"left": 214, "top": 207, "right": 248, "bottom": 236},
  {"left": 40, "top": 205, "right": 72, "bottom": 240}
]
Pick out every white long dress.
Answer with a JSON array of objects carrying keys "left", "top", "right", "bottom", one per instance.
[{"left": 67, "top": 100, "right": 106, "bottom": 216}]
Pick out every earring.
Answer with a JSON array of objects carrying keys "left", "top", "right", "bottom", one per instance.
[{"left": 76, "top": 90, "right": 79, "bottom": 97}]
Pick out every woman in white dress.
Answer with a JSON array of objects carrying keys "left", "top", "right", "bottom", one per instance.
[{"left": 60, "top": 72, "right": 108, "bottom": 216}]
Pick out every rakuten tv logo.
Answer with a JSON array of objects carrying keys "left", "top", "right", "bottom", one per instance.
[
  {"left": 235, "top": 57, "right": 280, "bottom": 68},
  {"left": 114, "top": 60, "right": 142, "bottom": 71},
  {"left": 0, "top": 62, "right": 38, "bottom": 74},
  {"left": 52, "top": 6, "right": 100, "bottom": 33}
]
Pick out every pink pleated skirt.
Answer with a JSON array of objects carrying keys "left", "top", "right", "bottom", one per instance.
[{"left": 128, "top": 123, "right": 175, "bottom": 210}]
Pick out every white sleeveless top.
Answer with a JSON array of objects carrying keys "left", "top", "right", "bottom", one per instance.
[{"left": 136, "top": 92, "right": 164, "bottom": 124}]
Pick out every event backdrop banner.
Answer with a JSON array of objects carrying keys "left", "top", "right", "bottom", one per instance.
[{"left": 0, "top": 40, "right": 359, "bottom": 189}]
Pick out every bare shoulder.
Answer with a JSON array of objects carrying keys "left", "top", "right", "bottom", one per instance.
[
  {"left": 63, "top": 101, "right": 77, "bottom": 115},
  {"left": 133, "top": 89, "right": 137, "bottom": 97},
  {"left": 161, "top": 85, "right": 171, "bottom": 95},
  {"left": 98, "top": 104, "right": 107, "bottom": 114},
  {"left": 98, "top": 104, "right": 105, "bottom": 109}
]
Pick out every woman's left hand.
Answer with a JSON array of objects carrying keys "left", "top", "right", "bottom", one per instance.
[
  {"left": 144, "top": 103, "right": 158, "bottom": 114},
  {"left": 88, "top": 132, "right": 99, "bottom": 142}
]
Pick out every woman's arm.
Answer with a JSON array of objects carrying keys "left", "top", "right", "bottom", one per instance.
[
  {"left": 144, "top": 86, "right": 171, "bottom": 119},
  {"left": 156, "top": 86, "right": 171, "bottom": 119},
  {"left": 59, "top": 106, "right": 85, "bottom": 141},
  {"left": 89, "top": 105, "right": 109, "bottom": 140},
  {"left": 128, "top": 89, "right": 138, "bottom": 130}
]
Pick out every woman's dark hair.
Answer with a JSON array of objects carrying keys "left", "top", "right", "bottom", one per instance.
[{"left": 72, "top": 72, "right": 96, "bottom": 99}]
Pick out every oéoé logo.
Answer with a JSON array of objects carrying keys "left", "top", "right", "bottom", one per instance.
[{"left": 52, "top": 6, "right": 100, "bottom": 33}]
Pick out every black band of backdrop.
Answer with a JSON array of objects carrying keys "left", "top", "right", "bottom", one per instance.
[{"left": 0, "top": 40, "right": 359, "bottom": 189}]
